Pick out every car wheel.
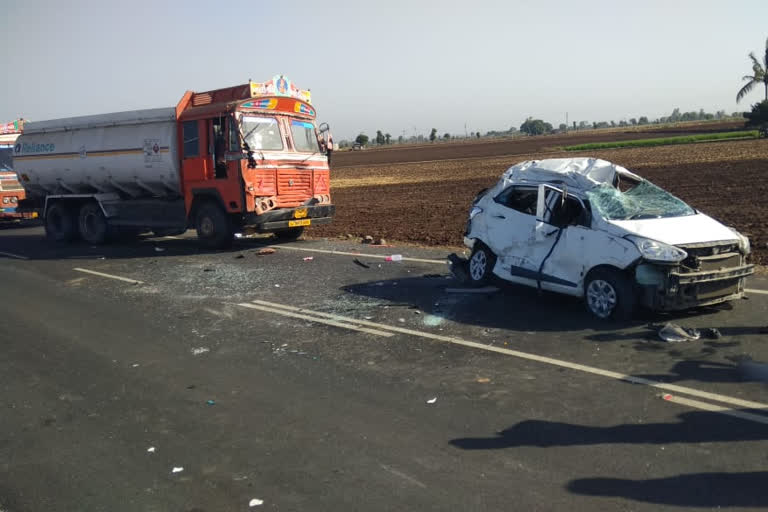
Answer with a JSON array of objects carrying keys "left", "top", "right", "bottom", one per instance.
[
  {"left": 78, "top": 202, "right": 109, "bottom": 245},
  {"left": 584, "top": 268, "right": 636, "bottom": 320},
  {"left": 45, "top": 202, "right": 77, "bottom": 243},
  {"left": 195, "top": 201, "right": 233, "bottom": 249},
  {"left": 468, "top": 243, "right": 496, "bottom": 285}
]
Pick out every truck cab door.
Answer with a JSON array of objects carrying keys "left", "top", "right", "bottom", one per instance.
[{"left": 181, "top": 120, "right": 212, "bottom": 181}]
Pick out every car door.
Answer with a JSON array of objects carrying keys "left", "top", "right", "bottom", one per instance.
[{"left": 482, "top": 185, "right": 543, "bottom": 283}]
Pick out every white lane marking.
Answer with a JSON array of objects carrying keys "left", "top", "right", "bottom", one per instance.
[
  {"left": 0, "top": 250, "right": 29, "bottom": 260},
  {"left": 746, "top": 288, "right": 768, "bottom": 295},
  {"left": 237, "top": 302, "right": 394, "bottom": 337},
  {"left": 251, "top": 299, "right": 768, "bottom": 413},
  {"left": 379, "top": 464, "right": 427, "bottom": 489},
  {"left": 662, "top": 394, "right": 768, "bottom": 425},
  {"left": 73, "top": 268, "right": 144, "bottom": 285},
  {"left": 266, "top": 245, "right": 447, "bottom": 265}
]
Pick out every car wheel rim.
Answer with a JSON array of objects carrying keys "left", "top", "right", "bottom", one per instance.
[
  {"left": 469, "top": 251, "right": 487, "bottom": 281},
  {"left": 587, "top": 279, "right": 617, "bottom": 318}
]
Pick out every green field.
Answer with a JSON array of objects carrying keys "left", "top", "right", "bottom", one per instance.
[{"left": 564, "top": 130, "right": 759, "bottom": 151}]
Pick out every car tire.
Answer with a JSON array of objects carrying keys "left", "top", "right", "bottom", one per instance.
[
  {"left": 468, "top": 243, "right": 496, "bottom": 286},
  {"left": 195, "top": 201, "right": 233, "bottom": 249},
  {"left": 45, "top": 202, "right": 77, "bottom": 243},
  {"left": 273, "top": 227, "right": 304, "bottom": 241},
  {"left": 78, "top": 202, "right": 109, "bottom": 245},
  {"left": 584, "top": 268, "right": 636, "bottom": 320}
]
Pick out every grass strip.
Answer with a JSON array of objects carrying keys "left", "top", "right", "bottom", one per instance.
[{"left": 564, "top": 130, "right": 759, "bottom": 151}]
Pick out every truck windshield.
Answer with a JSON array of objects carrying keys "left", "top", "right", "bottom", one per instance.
[
  {"left": 586, "top": 181, "right": 695, "bottom": 221},
  {"left": 290, "top": 120, "right": 320, "bottom": 153},
  {"left": 241, "top": 116, "right": 283, "bottom": 151}
]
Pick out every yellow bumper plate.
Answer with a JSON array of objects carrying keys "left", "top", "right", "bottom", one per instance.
[
  {"left": 293, "top": 208, "right": 308, "bottom": 219},
  {"left": 288, "top": 219, "right": 311, "bottom": 227}
]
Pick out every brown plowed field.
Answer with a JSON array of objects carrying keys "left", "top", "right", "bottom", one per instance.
[{"left": 317, "top": 129, "right": 768, "bottom": 265}]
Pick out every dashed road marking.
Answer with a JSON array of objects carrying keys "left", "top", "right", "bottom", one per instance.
[
  {"left": 73, "top": 268, "right": 144, "bottom": 285},
  {"left": 237, "top": 302, "right": 394, "bottom": 337},
  {"left": 662, "top": 394, "right": 768, "bottom": 425},
  {"left": 248, "top": 299, "right": 768, "bottom": 421},
  {"left": 0, "top": 251, "right": 29, "bottom": 260}
]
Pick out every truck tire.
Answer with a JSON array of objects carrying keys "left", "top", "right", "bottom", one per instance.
[
  {"left": 584, "top": 268, "right": 636, "bottom": 321},
  {"left": 78, "top": 202, "right": 109, "bottom": 245},
  {"left": 273, "top": 227, "right": 304, "bottom": 241},
  {"left": 45, "top": 202, "right": 77, "bottom": 243},
  {"left": 195, "top": 201, "right": 232, "bottom": 249}
]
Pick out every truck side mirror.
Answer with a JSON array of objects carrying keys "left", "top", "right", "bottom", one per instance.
[{"left": 318, "top": 122, "right": 329, "bottom": 133}]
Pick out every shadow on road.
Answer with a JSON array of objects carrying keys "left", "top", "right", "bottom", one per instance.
[
  {"left": 448, "top": 410, "right": 768, "bottom": 450},
  {"left": 567, "top": 472, "right": 768, "bottom": 508}
]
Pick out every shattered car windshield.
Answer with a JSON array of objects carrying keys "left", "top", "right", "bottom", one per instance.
[{"left": 586, "top": 180, "right": 695, "bottom": 220}]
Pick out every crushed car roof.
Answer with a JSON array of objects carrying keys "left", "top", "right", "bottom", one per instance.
[{"left": 499, "top": 158, "right": 643, "bottom": 191}]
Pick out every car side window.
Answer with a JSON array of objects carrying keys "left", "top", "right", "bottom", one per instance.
[
  {"left": 494, "top": 186, "right": 538, "bottom": 216},
  {"left": 543, "top": 190, "right": 587, "bottom": 227}
]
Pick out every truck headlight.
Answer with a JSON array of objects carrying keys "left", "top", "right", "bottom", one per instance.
[
  {"left": 626, "top": 235, "right": 687, "bottom": 264},
  {"left": 469, "top": 206, "right": 483, "bottom": 219}
]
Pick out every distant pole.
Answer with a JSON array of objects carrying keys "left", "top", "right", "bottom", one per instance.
[
  {"left": 464, "top": 122, "right": 468, "bottom": 138},
  {"left": 565, "top": 112, "right": 568, "bottom": 133}
]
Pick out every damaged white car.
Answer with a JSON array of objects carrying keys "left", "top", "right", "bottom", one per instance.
[{"left": 463, "top": 158, "right": 754, "bottom": 320}]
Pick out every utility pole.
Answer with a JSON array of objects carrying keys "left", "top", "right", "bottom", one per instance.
[{"left": 565, "top": 112, "right": 568, "bottom": 134}]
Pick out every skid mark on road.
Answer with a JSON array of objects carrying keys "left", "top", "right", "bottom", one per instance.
[
  {"left": 73, "top": 268, "right": 144, "bottom": 285},
  {"left": 0, "top": 250, "right": 29, "bottom": 260},
  {"left": 242, "top": 298, "right": 768, "bottom": 423}
]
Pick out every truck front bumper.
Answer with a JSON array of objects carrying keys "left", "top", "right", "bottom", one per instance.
[
  {"left": 243, "top": 205, "right": 335, "bottom": 232},
  {"left": 636, "top": 262, "right": 755, "bottom": 311}
]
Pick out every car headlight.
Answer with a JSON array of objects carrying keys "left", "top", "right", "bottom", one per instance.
[
  {"left": 469, "top": 206, "right": 483, "bottom": 220},
  {"left": 626, "top": 235, "right": 687, "bottom": 264}
]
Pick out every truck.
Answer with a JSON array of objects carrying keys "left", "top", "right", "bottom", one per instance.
[
  {"left": 13, "top": 76, "right": 333, "bottom": 247},
  {"left": 0, "top": 119, "right": 35, "bottom": 221}
]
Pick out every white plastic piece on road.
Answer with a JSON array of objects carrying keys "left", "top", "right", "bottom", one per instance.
[
  {"left": 131, "top": 363, "right": 140, "bottom": 368},
  {"left": 249, "top": 498, "right": 264, "bottom": 507},
  {"left": 191, "top": 347, "right": 210, "bottom": 356},
  {"left": 426, "top": 397, "right": 437, "bottom": 404},
  {"left": 171, "top": 467, "right": 184, "bottom": 473},
  {"left": 303, "top": 256, "right": 314, "bottom": 261},
  {"left": 147, "top": 446, "right": 156, "bottom": 453},
  {"left": 154, "top": 246, "right": 165, "bottom": 252},
  {"left": 274, "top": 284, "right": 281, "bottom": 288}
]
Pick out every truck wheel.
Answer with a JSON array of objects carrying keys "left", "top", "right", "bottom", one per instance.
[
  {"left": 468, "top": 242, "right": 496, "bottom": 285},
  {"left": 78, "top": 202, "right": 109, "bottom": 245},
  {"left": 584, "top": 268, "right": 636, "bottom": 321},
  {"left": 195, "top": 201, "right": 232, "bottom": 249},
  {"left": 45, "top": 202, "right": 77, "bottom": 243},
  {"left": 273, "top": 227, "right": 304, "bottom": 241}
]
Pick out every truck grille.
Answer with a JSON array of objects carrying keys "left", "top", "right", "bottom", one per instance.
[{"left": 276, "top": 171, "right": 312, "bottom": 207}]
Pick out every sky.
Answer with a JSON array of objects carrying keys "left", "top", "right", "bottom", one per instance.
[{"left": 2, "top": 0, "right": 767, "bottom": 140}]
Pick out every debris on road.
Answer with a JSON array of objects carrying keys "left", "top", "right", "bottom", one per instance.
[
  {"left": 702, "top": 327, "right": 722, "bottom": 339},
  {"left": 274, "top": 284, "right": 281, "bottom": 288},
  {"left": 206, "top": 399, "right": 216, "bottom": 406},
  {"left": 235, "top": 233, "right": 243, "bottom": 239},
  {"left": 362, "top": 235, "right": 374, "bottom": 244},
  {"left": 476, "top": 378, "right": 491, "bottom": 383},
  {"left": 385, "top": 254, "right": 403, "bottom": 262},
  {"left": 353, "top": 258, "right": 371, "bottom": 269},
  {"left": 191, "top": 347, "right": 210, "bottom": 356},
  {"left": 426, "top": 397, "right": 437, "bottom": 404},
  {"left": 171, "top": 467, "right": 184, "bottom": 473},
  {"left": 256, "top": 248, "right": 276, "bottom": 255},
  {"left": 398, "top": 318, "right": 406, "bottom": 323},
  {"left": 131, "top": 363, "right": 140, "bottom": 368},
  {"left": 147, "top": 446, "right": 156, "bottom": 453},
  {"left": 447, "top": 253, "right": 469, "bottom": 282},
  {"left": 445, "top": 286, "right": 499, "bottom": 294},
  {"left": 657, "top": 323, "right": 701, "bottom": 342},
  {"left": 235, "top": 254, "right": 245, "bottom": 259},
  {"left": 303, "top": 256, "right": 314, "bottom": 261},
  {"left": 154, "top": 246, "right": 165, "bottom": 252},
  {"left": 249, "top": 498, "right": 264, "bottom": 507},
  {"left": 203, "top": 268, "right": 214, "bottom": 272}
]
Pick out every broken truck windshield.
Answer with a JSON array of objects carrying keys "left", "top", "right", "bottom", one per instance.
[
  {"left": 586, "top": 180, "right": 695, "bottom": 221},
  {"left": 241, "top": 116, "right": 283, "bottom": 151}
]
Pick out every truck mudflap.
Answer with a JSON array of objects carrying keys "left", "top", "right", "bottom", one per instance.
[
  {"left": 244, "top": 205, "right": 335, "bottom": 233},
  {"left": 636, "top": 262, "right": 755, "bottom": 311}
]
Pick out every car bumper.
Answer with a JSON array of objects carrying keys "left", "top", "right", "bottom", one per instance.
[{"left": 636, "top": 262, "right": 755, "bottom": 311}]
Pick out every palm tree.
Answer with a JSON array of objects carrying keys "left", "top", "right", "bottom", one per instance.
[{"left": 736, "top": 37, "right": 768, "bottom": 103}]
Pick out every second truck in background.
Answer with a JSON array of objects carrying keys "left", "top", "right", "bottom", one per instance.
[{"left": 13, "top": 76, "right": 333, "bottom": 247}]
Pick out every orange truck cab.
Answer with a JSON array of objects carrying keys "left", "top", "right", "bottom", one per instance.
[
  {"left": 0, "top": 119, "right": 33, "bottom": 220},
  {"left": 176, "top": 77, "right": 333, "bottom": 245}
]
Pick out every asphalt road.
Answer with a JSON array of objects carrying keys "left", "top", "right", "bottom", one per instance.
[{"left": 1, "top": 223, "right": 768, "bottom": 511}]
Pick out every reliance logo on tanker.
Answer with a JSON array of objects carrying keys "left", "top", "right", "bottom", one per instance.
[{"left": 15, "top": 142, "right": 55, "bottom": 154}]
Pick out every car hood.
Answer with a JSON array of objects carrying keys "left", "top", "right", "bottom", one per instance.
[{"left": 607, "top": 213, "right": 739, "bottom": 246}]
